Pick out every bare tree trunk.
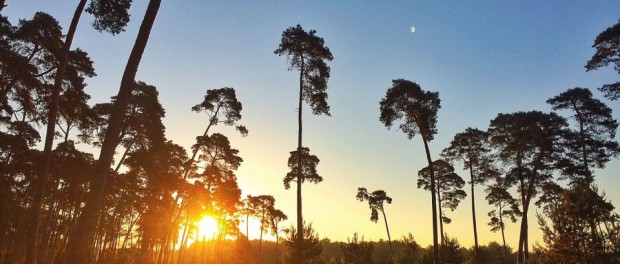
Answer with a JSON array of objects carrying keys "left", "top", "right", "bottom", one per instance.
[
  {"left": 380, "top": 206, "right": 394, "bottom": 258},
  {"left": 422, "top": 138, "right": 440, "bottom": 264},
  {"left": 26, "top": 1, "right": 87, "bottom": 263},
  {"left": 469, "top": 165, "right": 479, "bottom": 264},
  {"left": 499, "top": 207, "right": 508, "bottom": 261},
  {"left": 259, "top": 210, "right": 265, "bottom": 259},
  {"left": 295, "top": 57, "right": 305, "bottom": 264},
  {"left": 63, "top": 1, "right": 162, "bottom": 263},
  {"left": 438, "top": 187, "right": 444, "bottom": 246}
]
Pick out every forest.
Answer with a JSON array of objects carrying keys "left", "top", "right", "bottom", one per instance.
[{"left": 1, "top": 1, "right": 620, "bottom": 264}]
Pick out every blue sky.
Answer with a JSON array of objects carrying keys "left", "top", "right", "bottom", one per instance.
[{"left": 6, "top": 1, "right": 620, "bottom": 248}]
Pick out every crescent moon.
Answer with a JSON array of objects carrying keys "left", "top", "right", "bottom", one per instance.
[{"left": 410, "top": 26, "right": 416, "bottom": 33}]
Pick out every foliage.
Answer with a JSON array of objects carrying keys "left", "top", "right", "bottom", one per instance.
[
  {"left": 547, "top": 87, "right": 619, "bottom": 185},
  {"left": 340, "top": 233, "right": 374, "bottom": 264},
  {"left": 379, "top": 79, "right": 440, "bottom": 141},
  {"left": 418, "top": 160, "right": 467, "bottom": 226},
  {"left": 284, "top": 147, "right": 323, "bottom": 189},
  {"left": 537, "top": 184, "right": 619, "bottom": 263},
  {"left": 274, "top": 24, "right": 334, "bottom": 116},
  {"left": 586, "top": 20, "right": 620, "bottom": 100},
  {"left": 283, "top": 222, "right": 323, "bottom": 264},
  {"left": 394, "top": 234, "right": 422, "bottom": 264},
  {"left": 191, "top": 87, "right": 248, "bottom": 136},
  {"left": 356, "top": 188, "right": 392, "bottom": 223},
  {"left": 85, "top": 0, "right": 133, "bottom": 35}
]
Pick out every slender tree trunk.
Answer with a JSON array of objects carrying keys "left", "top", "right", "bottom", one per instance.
[
  {"left": 517, "top": 197, "right": 525, "bottom": 263},
  {"left": 499, "top": 206, "right": 508, "bottom": 261},
  {"left": 64, "top": 1, "right": 162, "bottom": 263},
  {"left": 259, "top": 210, "right": 265, "bottom": 259},
  {"left": 295, "top": 57, "right": 305, "bottom": 264},
  {"left": 275, "top": 223, "right": 280, "bottom": 263},
  {"left": 469, "top": 164, "right": 479, "bottom": 264},
  {"left": 438, "top": 187, "right": 444, "bottom": 246},
  {"left": 26, "top": 2, "right": 87, "bottom": 263},
  {"left": 517, "top": 199, "right": 529, "bottom": 264},
  {"left": 422, "top": 138, "right": 440, "bottom": 264},
  {"left": 380, "top": 206, "right": 394, "bottom": 258},
  {"left": 114, "top": 141, "right": 134, "bottom": 173},
  {"left": 246, "top": 209, "right": 250, "bottom": 239}
]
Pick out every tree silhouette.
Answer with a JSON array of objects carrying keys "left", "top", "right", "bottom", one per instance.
[
  {"left": 283, "top": 222, "right": 323, "bottom": 264},
  {"left": 418, "top": 160, "right": 466, "bottom": 245},
  {"left": 547, "top": 87, "right": 619, "bottom": 185},
  {"left": 441, "top": 127, "right": 494, "bottom": 264},
  {"left": 185, "top": 87, "right": 247, "bottom": 181},
  {"left": 537, "top": 184, "right": 617, "bottom": 263},
  {"left": 547, "top": 87, "right": 619, "bottom": 257},
  {"left": 64, "top": 1, "right": 161, "bottom": 262},
  {"left": 250, "top": 195, "right": 276, "bottom": 259},
  {"left": 356, "top": 187, "right": 395, "bottom": 258},
  {"left": 488, "top": 111, "right": 566, "bottom": 264},
  {"left": 341, "top": 233, "right": 375, "bottom": 264},
  {"left": 379, "top": 78, "right": 441, "bottom": 263},
  {"left": 267, "top": 207, "right": 288, "bottom": 261},
  {"left": 275, "top": 24, "right": 333, "bottom": 263},
  {"left": 586, "top": 20, "right": 620, "bottom": 100},
  {"left": 25, "top": 1, "right": 131, "bottom": 261},
  {"left": 485, "top": 176, "right": 521, "bottom": 260}
]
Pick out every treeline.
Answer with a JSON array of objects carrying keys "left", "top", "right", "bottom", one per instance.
[{"left": 1, "top": 1, "right": 620, "bottom": 264}]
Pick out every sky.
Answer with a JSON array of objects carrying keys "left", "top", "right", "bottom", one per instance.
[{"left": 5, "top": 1, "right": 620, "bottom": 249}]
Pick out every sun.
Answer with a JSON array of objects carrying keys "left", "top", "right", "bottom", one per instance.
[{"left": 196, "top": 216, "right": 219, "bottom": 240}]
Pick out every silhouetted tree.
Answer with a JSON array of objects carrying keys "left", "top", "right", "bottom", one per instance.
[
  {"left": 439, "top": 236, "right": 464, "bottom": 264},
  {"left": 275, "top": 24, "right": 333, "bottom": 263},
  {"left": 283, "top": 222, "right": 323, "bottom": 264},
  {"left": 185, "top": 87, "right": 247, "bottom": 180},
  {"left": 249, "top": 195, "right": 275, "bottom": 258},
  {"left": 395, "top": 234, "right": 422, "bottom": 264},
  {"left": 485, "top": 176, "right": 520, "bottom": 260},
  {"left": 537, "top": 184, "right": 617, "bottom": 263},
  {"left": 64, "top": 1, "right": 162, "bottom": 262},
  {"left": 488, "top": 111, "right": 566, "bottom": 264},
  {"left": 356, "top": 187, "right": 395, "bottom": 258},
  {"left": 26, "top": 2, "right": 131, "bottom": 261},
  {"left": 379, "top": 79, "right": 441, "bottom": 263},
  {"left": 441, "top": 127, "right": 493, "bottom": 264},
  {"left": 547, "top": 87, "right": 619, "bottom": 185},
  {"left": 268, "top": 207, "right": 288, "bottom": 261},
  {"left": 418, "top": 160, "right": 466, "bottom": 245},
  {"left": 341, "top": 233, "right": 374, "bottom": 264},
  {"left": 586, "top": 20, "right": 620, "bottom": 100}
]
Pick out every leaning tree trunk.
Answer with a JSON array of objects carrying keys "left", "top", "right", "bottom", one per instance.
[
  {"left": 63, "top": 1, "right": 162, "bottom": 263},
  {"left": 380, "top": 205, "right": 394, "bottom": 258},
  {"left": 469, "top": 164, "right": 479, "bottom": 264},
  {"left": 26, "top": 1, "right": 87, "bottom": 263},
  {"left": 422, "top": 138, "right": 440, "bottom": 264}
]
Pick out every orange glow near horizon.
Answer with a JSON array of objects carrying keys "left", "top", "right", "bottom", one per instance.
[{"left": 196, "top": 216, "right": 219, "bottom": 241}]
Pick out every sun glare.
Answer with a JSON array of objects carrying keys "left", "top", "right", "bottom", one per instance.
[{"left": 196, "top": 216, "right": 219, "bottom": 240}]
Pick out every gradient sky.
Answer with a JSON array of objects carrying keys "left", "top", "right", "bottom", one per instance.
[{"left": 6, "top": 1, "right": 620, "bottom": 249}]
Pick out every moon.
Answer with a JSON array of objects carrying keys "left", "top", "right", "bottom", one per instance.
[{"left": 410, "top": 26, "right": 416, "bottom": 33}]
